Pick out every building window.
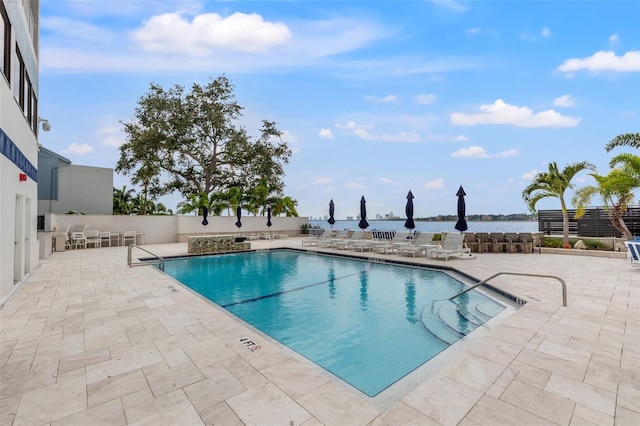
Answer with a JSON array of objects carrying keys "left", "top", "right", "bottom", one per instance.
[{"left": 0, "top": 1, "right": 10, "bottom": 81}]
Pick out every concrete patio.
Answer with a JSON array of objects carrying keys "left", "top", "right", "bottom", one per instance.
[{"left": 1, "top": 238, "right": 638, "bottom": 425}]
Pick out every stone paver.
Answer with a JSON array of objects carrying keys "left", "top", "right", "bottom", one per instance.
[{"left": 1, "top": 238, "right": 638, "bottom": 425}]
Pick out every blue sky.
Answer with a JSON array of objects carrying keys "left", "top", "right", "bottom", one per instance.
[{"left": 37, "top": 0, "right": 640, "bottom": 219}]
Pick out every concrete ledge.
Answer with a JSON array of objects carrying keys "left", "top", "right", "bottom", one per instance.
[{"left": 540, "top": 247, "right": 627, "bottom": 258}]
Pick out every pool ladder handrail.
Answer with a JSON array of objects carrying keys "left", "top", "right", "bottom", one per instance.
[
  {"left": 127, "top": 244, "right": 165, "bottom": 272},
  {"left": 449, "top": 272, "right": 567, "bottom": 307}
]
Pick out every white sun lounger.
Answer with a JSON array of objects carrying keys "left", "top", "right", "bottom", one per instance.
[
  {"left": 397, "top": 233, "right": 437, "bottom": 257},
  {"left": 428, "top": 233, "right": 475, "bottom": 260}
]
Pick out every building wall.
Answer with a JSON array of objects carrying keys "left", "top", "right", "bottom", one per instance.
[
  {"left": 1, "top": 0, "right": 40, "bottom": 305},
  {"left": 38, "top": 164, "right": 113, "bottom": 214}
]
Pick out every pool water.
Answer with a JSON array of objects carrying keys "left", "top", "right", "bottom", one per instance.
[{"left": 161, "top": 249, "right": 506, "bottom": 397}]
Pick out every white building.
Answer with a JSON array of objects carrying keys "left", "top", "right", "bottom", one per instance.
[{"left": 1, "top": 0, "right": 40, "bottom": 304}]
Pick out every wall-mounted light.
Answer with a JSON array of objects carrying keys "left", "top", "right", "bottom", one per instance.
[{"left": 38, "top": 117, "right": 51, "bottom": 132}]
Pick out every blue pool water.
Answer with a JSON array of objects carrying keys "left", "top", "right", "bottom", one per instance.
[{"left": 161, "top": 250, "right": 506, "bottom": 397}]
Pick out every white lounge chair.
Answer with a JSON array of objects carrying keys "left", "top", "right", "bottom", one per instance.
[
  {"left": 624, "top": 240, "right": 640, "bottom": 269},
  {"left": 85, "top": 229, "right": 102, "bottom": 248},
  {"left": 398, "top": 233, "right": 437, "bottom": 257},
  {"left": 333, "top": 231, "right": 365, "bottom": 250},
  {"left": 302, "top": 230, "right": 330, "bottom": 246},
  {"left": 372, "top": 232, "right": 412, "bottom": 254},
  {"left": 428, "top": 233, "right": 475, "bottom": 260},
  {"left": 316, "top": 230, "right": 350, "bottom": 248}
]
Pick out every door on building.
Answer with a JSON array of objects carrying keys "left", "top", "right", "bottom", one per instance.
[{"left": 14, "top": 195, "right": 23, "bottom": 283}]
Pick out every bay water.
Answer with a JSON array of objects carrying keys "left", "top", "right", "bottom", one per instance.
[{"left": 310, "top": 220, "right": 539, "bottom": 234}]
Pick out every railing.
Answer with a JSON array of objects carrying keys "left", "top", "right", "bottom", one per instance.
[
  {"left": 449, "top": 272, "right": 567, "bottom": 307},
  {"left": 127, "top": 244, "right": 165, "bottom": 271}
]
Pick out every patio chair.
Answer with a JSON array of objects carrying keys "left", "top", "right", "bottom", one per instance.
[
  {"left": 398, "top": 233, "right": 437, "bottom": 257},
  {"left": 624, "top": 240, "right": 640, "bottom": 269},
  {"left": 85, "top": 229, "right": 101, "bottom": 248},
  {"left": 504, "top": 233, "right": 526, "bottom": 253},
  {"left": 475, "top": 232, "right": 493, "bottom": 253},
  {"left": 464, "top": 232, "right": 478, "bottom": 253},
  {"left": 122, "top": 230, "right": 137, "bottom": 246},
  {"left": 71, "top": 231, "right": 86, "bottom": 249},
  {"left": 99, "top": 231, "right": 111, "bottom": 247},
  {"left": 518, "top": 233, "right": 535, "bottom": 253},
  {"left": 489, "top": 233, "right": 509, "bottom": 253},
  {"left": 428, "top": 233, "right": 474, "bottom": 260}
]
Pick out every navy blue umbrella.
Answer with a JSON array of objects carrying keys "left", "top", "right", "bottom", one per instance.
[
  {"left": 404, "top": 190, "right": 415, "bottom": 231},
  {"left": 454, "top": 185, "right": 468, "bottom": 232},
  {"left": 267, "top": 207, "right": 272, "bottom": 227},
  {"left": 328, "top": 200, "right": 336, "bottom": 228},
  {"left": 358, "top": 196, "right": 369, "bottom": 231},
  {"left": 201, "top": 206, "right": 209, "bottom": 226},
  {"left": 235, "top": 205, "right": 242, "bottom": 228}
]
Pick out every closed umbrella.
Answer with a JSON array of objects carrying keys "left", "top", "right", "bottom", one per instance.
[
  {"left": 328, "top": 199, "right": 336, "bottom": 229},
  {"left": 267, "top": 207, "right": 272, "bottom": 227},
  {"left": 404, "top": 190, "right": 415, "bottom": 231},
  {"left": 235, "top": 205, "right": 242, "bottom": 228},
  {"left": 201, "top": 206, "right": 209, "bottom": 226},
  {"left": 454, "top": 185, "right": 468, "bottom": 232},
  {"left": 358, "top": 196, "right": 369, "bottom": 233}
]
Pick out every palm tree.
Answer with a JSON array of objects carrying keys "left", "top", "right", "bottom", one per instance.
[
  {"left": 573, "top": 153, "right": 640, "bottom": 240},
  {"left": 522, "top": 161, "right": 596, "bottom": 247},
  {"left": 113, "top": 186, "right": 135, "bottom": 215},
  {"left": 176, "top": 192, "right": 210, "bottom": 215},
  {"left": 605, "top": 132, "right": 640, "bottom": 152}
]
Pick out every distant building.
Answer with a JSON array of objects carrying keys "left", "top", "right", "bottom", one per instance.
[
  {"left": 1, "top": 0, "right": 40, "bottom": 303},
  {"left": 346, "top": 216, "right": 354, "bottom": 221},
  {"left": 37, "top": 146, "right": 113, "bottom": 215}
]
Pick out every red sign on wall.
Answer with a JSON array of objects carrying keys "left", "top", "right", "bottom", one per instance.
[{"left": 19, "top": 173, "right": 27, "bottom": 181}]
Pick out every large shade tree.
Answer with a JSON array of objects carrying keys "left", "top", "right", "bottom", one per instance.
[
  {"left": 117, "top": 76, "right": 291, "bottom": 203},
  {"left": 522, "top": 161, "right": 596, "bottom": 247}
]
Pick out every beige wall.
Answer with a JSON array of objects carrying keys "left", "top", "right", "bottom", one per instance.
[{"left": 46, "top": 214, "right": 309, "bottom": 244}]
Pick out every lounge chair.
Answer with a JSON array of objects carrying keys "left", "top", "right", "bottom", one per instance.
[
  {"left": 302, "top": 229, "right": 331, "bottom": 246},
  {"left": 316, "top": 230, "right": 350, "bottom": 248},
  {"left": 624, "top": 240, "right": 640, "bottom": 269},
  {"left": 397, "top": 233, "right": 437, "bottom": 257},
  {"left": 333, "top": 231, "right": 365, "bottom": 250},
  {"left": 372, "top": 232, "right": 412, "bottom": 254},
  {"left": 428, "top": 233, "right": 474, "bottom": 260}
]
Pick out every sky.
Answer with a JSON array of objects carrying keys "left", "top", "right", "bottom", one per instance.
[{"left": 36, "top": 0, "right": 640, "bottom": 220}]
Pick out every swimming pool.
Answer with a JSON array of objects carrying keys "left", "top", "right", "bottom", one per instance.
[{"left": 160, "top": 249, "right": 507, "bottom": 397}]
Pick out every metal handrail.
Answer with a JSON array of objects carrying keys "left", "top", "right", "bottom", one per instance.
[
  {"left": 127, "top": 244, "right": 165, "bottom": 271},
  {"left": 449, "top": 272, "right": 567, "bottom": 307}
]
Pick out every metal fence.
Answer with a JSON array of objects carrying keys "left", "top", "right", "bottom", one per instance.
[{"left": 538, "top": 207, "right": 640, "bottom": 237}]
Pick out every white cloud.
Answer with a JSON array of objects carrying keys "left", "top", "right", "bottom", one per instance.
[
  {"left": 132, "top": 12, "right": 292, "bottom": 55},
  {"left": 415, "top": 93, "right": 437, "bottom": 104},
  {"left": 451, "top": 146, "right": 518, "bottom": 158},
  {"left": 541, "top": 27, "right": 552, "bottom": 38},
  {"left": 318, "top": 128, "right": 335, "bottom": 139},
  {"left": 99, "top": 136, "right": 124, "bottom": 147},
  {"left": 609, "top": 34, "right": 618, "bottom": 44},
  {"left": 506, "top": 177, "right": 515, "bottom": 183},
  {"left": 280, "top": 130, "right": 297, "bottom": 143},
  {"left": 423, "top": 178, "right": 445, "bottom": 189},
  {"left": 344, "top": 182, "right": 366, "bottom": 189},
  {"left": 554, "top": 94, "right": 576, "bottom": 108},
  {"left": 557, "top": 50, "right": 640, "bottom": 73},
  {"left": 365, "top": 95, "right": 398, "bottom": 103},
  {"left": 96, "top": 125, "right": 120, "bottom": 134},
  {"left": 378, "top": 177, "right": 394, "bottom": 184},
  {"left": 62, "top": 143, "right": 94, "bottom": 155},
  {"left": 494, "top": 148, "right": 519, "bottom": 158},
  {"left": 430, "top": 0, "right": 469, "bottom": 13},
  {"left": 315, "top": 177, "right": 333, "bottom": 185},
  {"left": 450, "top": 99, "right": 580, "bottom": 127},
  {"left": 336, "top": 120, "right": 420, "bottom": 142},
  {"left": 41, "top": 17, "right": 114, "bottom": 43},
  {"left": 453, "top": 135, "right": 469, "bottom": 142},
  {"left": 522, "top": 169, "right": 540, "bottom": 180},
  {"left": 451, "top": 146, "right": 490, "bottom": 158}
]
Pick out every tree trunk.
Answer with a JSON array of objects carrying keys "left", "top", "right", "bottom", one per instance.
[{"left": 560, "top": 198, "right": 570, "bottom": 247}]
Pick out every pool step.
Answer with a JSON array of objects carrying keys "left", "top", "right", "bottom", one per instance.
[
  {"left": 476, "top": 301, "right": 505, "bottom": 318},
  {"left": 420, "top": 301, "right": 465, "bottom": 345},
  {"left": 456, "top": 301, "right": 490, "bottom": 326}
]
